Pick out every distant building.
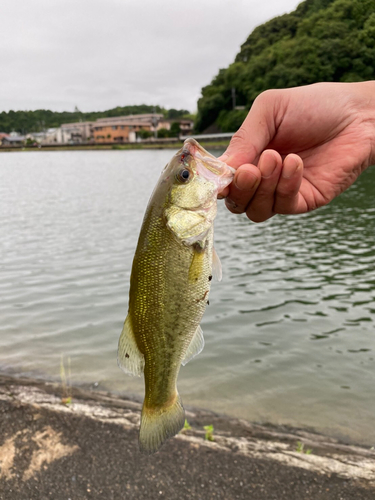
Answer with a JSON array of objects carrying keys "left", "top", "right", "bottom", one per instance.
[
  {"left": 50, "top": 114, "right": 192, "bottom": 145},
  {"left": 0, "top": 133, "right": 10, "bottom": 145},
  {"left": 27, "top": 128, "right": 60, "bottom": 145},
  {"left": 41, "top": 128, "right": 60, "bottom": 144},
  {"left": 92, "top": 118, "right": 152, "bottom": 143},
  {"left": 26, "top": 132, "right": 45, "bottom": 144},
  {"left": 95, "top": 114, "right": 164, "bottom": 128},
  {"left": 165, "top": 118, "right": 194, "bottom": 136},
  {"left": 179, "top": 119, "right": 194, "bottom": 135},
  {"left": 57, "top": 122, "right": 94, "bottom": 144},
  {"left": 2, "top": 135, "right": 25, "bottom": 146},
  {"left": 93, "top": 114, "right": 170, "bottom": 142}
]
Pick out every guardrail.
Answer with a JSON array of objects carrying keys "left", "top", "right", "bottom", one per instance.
[{"left": 179, "top": 133, "right": 235, "bottom": 141}]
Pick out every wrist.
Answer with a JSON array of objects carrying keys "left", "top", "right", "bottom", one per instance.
[{"left": 355, "top": 81, "right": 375, "bottom": 167}]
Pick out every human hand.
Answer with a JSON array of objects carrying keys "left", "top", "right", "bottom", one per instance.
[{"left": 219, "top": 81, "right": 375, "bottom": 222}]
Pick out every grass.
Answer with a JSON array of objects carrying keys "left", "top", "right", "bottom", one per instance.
[
  {"left": 204, "top": 424, "right": 214, "bottom": 442},
  {"left": 296, "top": 441, "right": 312, "bottom": 455},
  {"left": 181, "top": 419, "right": 192, "bottom": 432},
  {"left": 180, "top": 421, "right": 216, "bottom": 442},
  {"left": 60, "top": 354, "right": 72, "bottom": 405}
]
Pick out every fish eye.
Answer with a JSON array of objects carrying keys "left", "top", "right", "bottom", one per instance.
[{"left": 176, "top": 168, "right": 191, "bottom": 183}]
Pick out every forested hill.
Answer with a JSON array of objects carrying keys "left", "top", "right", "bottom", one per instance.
[
  {"left": 0, "top": 105, "right": 190, "bottom": 135},
  {"left": 195, "top": 0, "right": 375, "bottom": 133}
]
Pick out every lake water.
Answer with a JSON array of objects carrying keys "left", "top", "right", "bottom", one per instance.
[{"left": 1, "top": 150, "right": 374, "bottom": 446}]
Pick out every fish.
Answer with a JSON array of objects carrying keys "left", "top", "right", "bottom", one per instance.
[{"left": 118, "top": 138, "right": 234, "bottom": 454}]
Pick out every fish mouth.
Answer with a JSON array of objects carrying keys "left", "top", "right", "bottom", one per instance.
[{"left": 182, "top": 138, "right": 234, "bottom": 188}]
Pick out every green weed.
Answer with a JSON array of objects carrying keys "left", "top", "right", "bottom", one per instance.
[
  {"left": 180, "top": 419, "right": 192, "bottom": 433},
  {"left": 204, "top": 424, "right": 214, "bottom": 441},
  {"left": 60, "top": 354, "right": 72, "bottom": 405},
  {"left": 183, "top": 419, "right": 191, "bottom": 431},
  {"left": 296, "top": 441, "right": 312, "bottom": 455}
]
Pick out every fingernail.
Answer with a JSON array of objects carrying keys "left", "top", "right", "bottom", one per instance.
[
  {"left": 260, "top": 159, "right": 277, "bottom": 178},
  {"left": 282, "top": 158, "right": 301, "bottom": 179},
  {"left": 225, "top": 198, "right": 238, "bottom": 209},
  {"left": 235, "top": 171, "right": 258, "bottom": 191},
  {"left": 217, "top": 193, "right": 225, "bottom": 200}
]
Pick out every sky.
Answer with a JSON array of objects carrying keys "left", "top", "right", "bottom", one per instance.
[{"left": 1, "top": 0, "right": 302, "bottom": 113}]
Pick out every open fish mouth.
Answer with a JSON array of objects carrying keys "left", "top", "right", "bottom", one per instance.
[{"left": 182, "top": 137, "right": 235, "bottom": 188}]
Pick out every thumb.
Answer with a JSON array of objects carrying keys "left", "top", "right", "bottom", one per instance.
[{"left": 218, "top": 92, "right": 276, "bottom": 168}]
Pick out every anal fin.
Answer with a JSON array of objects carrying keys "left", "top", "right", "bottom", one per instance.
[{"left": 118, "top": 315, "right": 144, "bottom": 377}]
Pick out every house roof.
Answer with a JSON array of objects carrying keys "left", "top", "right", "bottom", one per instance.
[
  {"left": 61, "top": 122, "right": 93, "bottom": 129},
  {"left": 93, "top": 121, "right": 152, "bottom": 128},
  {"left": 2, "top": 135, "right": 25, "bottom": 142},
  {"left": 95, "top": 114, "right": 163, "bottom": 124}
]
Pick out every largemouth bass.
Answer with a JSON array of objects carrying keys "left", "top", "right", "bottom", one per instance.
[{"left": 118, "top": 138, "right": 234, "bottom": 454}]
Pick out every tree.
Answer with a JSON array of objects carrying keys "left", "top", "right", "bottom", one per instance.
[
  {"left": 195, "top": 0, "right": 375, "bottom": 133},
  {"left": 167, "top": 109, "right": 190, "bottom": 119},
  {"left": 169, "top": 122, "right": 181, "bottom": 137},
  {"left": 137, "top": 129, "right": 152, "bottom": 139},
  {"left": 0, "top": 105, "right": 179, "bottom": 135},
  {"left": 157, "top": 128, "right": 170, "bottom": 139}
]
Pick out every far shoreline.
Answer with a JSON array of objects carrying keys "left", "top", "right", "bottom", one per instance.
[{"left": 0, "top": 140, "right": 230, "bottom": 153}]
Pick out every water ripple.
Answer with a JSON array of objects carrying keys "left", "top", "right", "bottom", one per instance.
[{"left": 0, "top": 152, "right": 374, "bottom": 445}]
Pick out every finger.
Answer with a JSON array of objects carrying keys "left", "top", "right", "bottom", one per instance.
[
  {"left": 274, "top": 154, "right": 304, "bottom": 214},
  {"left": 224, "top": 164, "right": 261, "bottom": 214},
  {"left": 245, "top": 150, "right": 283, "bottom": 223},
  {"left": 218, "top": 90, "right": 279, "bottom": 168},
  {"left": 218, "top": 180, "right": 231, "bottom": 199}
]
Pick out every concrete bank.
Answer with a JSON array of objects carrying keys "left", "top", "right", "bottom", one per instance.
[{"left": 0, "top": 375, "right": 374, "bottom": 499}]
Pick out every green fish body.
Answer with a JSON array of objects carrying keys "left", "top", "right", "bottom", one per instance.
[{"left": 118, "top": 138, "right": 233, "bottom": 454}]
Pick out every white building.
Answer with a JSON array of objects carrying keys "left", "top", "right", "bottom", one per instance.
[
  {"left": 57, "top": 122, "right": 94, "bottom": 144},
  {"left": 26, "top": 128, "right": 60, "bottom": 145}
]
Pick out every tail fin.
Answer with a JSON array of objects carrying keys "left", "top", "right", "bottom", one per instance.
[{"left": 139, "top": 394, "right": 185, "bottom": 455}]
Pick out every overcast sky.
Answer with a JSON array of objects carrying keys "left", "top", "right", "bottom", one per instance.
[{"left": 1, "top": 0, "right": 301, "bottom": 113}]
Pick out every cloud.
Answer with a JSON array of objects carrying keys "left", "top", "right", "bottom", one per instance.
[{"left": 0, "top": 0, "right": 301, "bottom": 112}]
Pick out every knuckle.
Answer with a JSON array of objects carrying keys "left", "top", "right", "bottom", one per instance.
[
  {"left": 276, "top": 187, "right": 295, "bottom": 199},
  {"left": 255, "top": 88, "right": 281, "bottom": 106},
  {"left": 274, "top": 194, "right": 296, "bottom": 214},
  {"left": 229, "top": 127, "right": 249, "bottom": 150},
  {"left": 276, "top": 179, "right": 300, "bottom": 199},
  {"left": 228, "top": 128, "right": 257, "bottom": 159}
]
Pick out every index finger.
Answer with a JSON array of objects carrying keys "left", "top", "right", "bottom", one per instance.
[{"left": 218, "top": 90, "right": 278, "bottom": 168}]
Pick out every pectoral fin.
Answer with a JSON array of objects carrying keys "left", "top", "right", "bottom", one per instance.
[
  {"left": 165, "top": 207, "right": 211, "bottom": 245},
  {"left": 181, "top": 325, "right": 205, "bottom": 366},
  {"left": 212, "top": 247, "right": 222, "bottom": 281},
  {"left": 118, "top": 315, "right": 144, "bottom": 377}
]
